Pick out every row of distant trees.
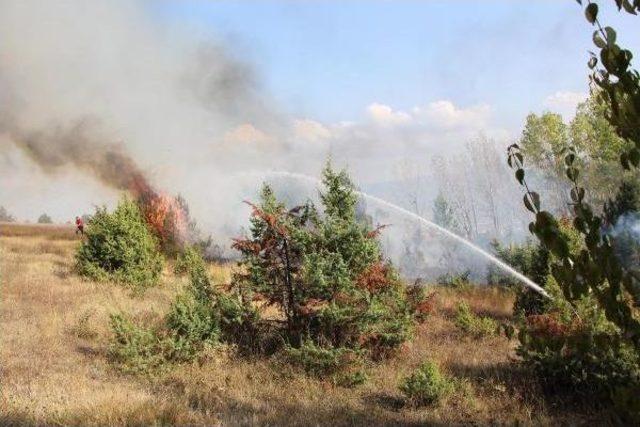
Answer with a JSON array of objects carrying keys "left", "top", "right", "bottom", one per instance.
[
  {"left": 0, "top": 206, "right": 59, "bottom": 224},
  {"left": 392, "top": 91, "right": 639, "bottom": 279},
  {"left": 397, "top": 93, "right": 636, "bottom": 244}
]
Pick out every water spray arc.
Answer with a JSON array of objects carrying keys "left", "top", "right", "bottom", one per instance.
[{"left": 256, "top": 170, "right": 549, "bottom": 297}]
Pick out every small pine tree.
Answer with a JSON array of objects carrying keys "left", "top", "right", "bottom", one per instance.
[
  {"left": 489, "top": 239, "right": 550, "bottom": 316},
  {"left": 231, "top": 163, "right": 425, "bottom": 366},
  {"left": 432, "top": 192, "right": 458, "bottom": 232},
  {"left": 76, "top": 198, "right": 163, "bottom": 289}
]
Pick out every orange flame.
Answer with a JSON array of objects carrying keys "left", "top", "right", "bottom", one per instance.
[{"left": 129, "top": 174, "right": 187, "bottom": 249}]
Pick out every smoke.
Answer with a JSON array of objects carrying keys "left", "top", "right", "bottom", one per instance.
[
  {"left": 606, "top": 213, "right": 640, "bottom": 286},
  {"left": 0, "top": 0, "right": 297, "bottom": 233},
  {"left": 3, "top": 118, "right": 147, "bottom": 192},
  {"left": 0, "top": 0, "right": 528, "bottom": 278},
  {"left": 610, "top": 213, "right": 640, "bottom": 240}
]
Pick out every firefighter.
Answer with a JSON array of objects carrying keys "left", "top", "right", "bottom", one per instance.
[{"left": 75, "top": 216, "right": 84, "bottom": 235}]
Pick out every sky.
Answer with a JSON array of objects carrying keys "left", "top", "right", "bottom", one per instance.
[
  {"left": 1, "top": 0, "right": 639, "bottom": 228},
  {"left": 152, "top": 0, "right": 639, "bottom": 126}
]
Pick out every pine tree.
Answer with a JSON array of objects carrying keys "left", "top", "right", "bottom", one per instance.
[
  {"left": 432, "top": 192, "right": 458, "bottom": 232},
  {"left": 231, "top": 163, "right": 426, "bottom": 364}
]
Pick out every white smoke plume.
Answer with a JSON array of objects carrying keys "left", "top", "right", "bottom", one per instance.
[
  {"left": 0, "top": 0, "right": 320, "bottom": 237},
  {"left": 0, "top": 0, "right": 529, "bottom": 278}
]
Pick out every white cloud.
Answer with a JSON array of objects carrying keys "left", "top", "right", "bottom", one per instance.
[
  {"left": 412, "top": 100, "right": 492, "bottom": 130},
  {"left": 293, "top": 119, "right": 331, "bottom": 143},
  {"left": 544, "top": 91, "right": 588, "bottom": 120},
  {"left": 223, "top": 123, "right": 271, "bottom": 145},
  {"left": 366, "top": 103, "right": 411, "bottom": 126},
  {"left": 364, "top": 100, "right": 493, "bottom": 132}
]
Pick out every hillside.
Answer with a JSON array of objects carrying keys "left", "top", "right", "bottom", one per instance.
[{"left": 0, "top": 223, "right": 612, "bottom": 426}]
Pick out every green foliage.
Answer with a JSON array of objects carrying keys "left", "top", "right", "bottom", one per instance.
[
  {"left": 519, "top": 95, "right": 635, "bottom": 210},
  {"left": 489, "top": 239, "right": 549, "bottom": 316},
  {"left": 164, "top": 292, "right": 220, "bottom": 362},
  {"left": 230, "top": 162, "right": 427, "bottom": 374},
  {"left": 334, "top": 370, "right": 369, "bottom": 388},
  {"left": 75, "top": 198, "right": 163, "bottom": 289},
  {"left": 578, "top": 0, "right": 640, "bottom": 171},
  {"left": 520, "top": 112, "right": 569, "bottom": 174},
  {"left": 108, "top": 313, "right": 166, "bottom": 375},
  {"left": 432, "top": 191, "right": 459, "bottom": 232},
  {"left": 0, "top": 206, "right": 15, "bottom": 222},
  {"left": 437, "top": 270, "right": 472, "bottom": 291},
  {"left": 507, "top": 6, "right": 640, "bottom": 414},
  {"left": 173, "top": 246, "right": 205, "bottom": 275},
  {"left": 454, "top": 302, "right": 498, "bottom": 338},
  {"left": 399, "top": 361, "right": 454, "bottom": 406},
  {"left": 108, "top": 249, "right": 261, "bottom": 373},
  {"left": 37, "top": 213, "right": 52, "bottom": 224},
  {"left": 517, "top": 277, "right": 640, "bottom": 402},
  {"left": 508, "top": 141, "right": 640, "bottom": 346},
  {"left": 508, "top": 140, "right": 640, "bottom": 416},
  {"left": 283, "top": 341, "right": 362, "bottom": 377}
]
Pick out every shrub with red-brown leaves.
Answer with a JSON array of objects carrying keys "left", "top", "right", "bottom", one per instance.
[
  {"left": 525, "top": 313, "right": 569, "bottom": 339},
  {"left": 355, "top": 262, "right": 393, "bottom": 293}
]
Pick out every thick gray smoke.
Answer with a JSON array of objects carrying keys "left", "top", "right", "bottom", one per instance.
[
  {"left": 0, "top": 0, "right": 312, "bottom": 236},
  {"left": 0, "top": 0, "right": 533, "bottom": 280}
]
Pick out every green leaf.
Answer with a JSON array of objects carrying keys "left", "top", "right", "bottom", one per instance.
[
  {"left": 515, "top": 153, "right": 523, "bottom": 165},
  {"left": 604, "top": 27, "right": 616, "bottom": 46},
  {"left": 585, "top": 3, "right": 598, "bottom": 23},
  {"left": 593, "top": 31, "right": 607, "bottom": 49},
  {"left": 523, "top": 194, "right": 535, "bottom": 213},
  {"left": 564, "top": 153, "right": 576, "bottom": 166},
  {"left": 530, "top": 192, "right": 540, "bottom": 211},
  {"left": 515, "top": 168, "right": 525, "bottom": 185},
  {"left": 622, "top": 0, "right": 638, "bottom": 14},
  {"left": 570, "top": 187, "right": 585, "bottom": 203},
  {"left": 523, "top": 192, "right": 540, "bottom": 213}
]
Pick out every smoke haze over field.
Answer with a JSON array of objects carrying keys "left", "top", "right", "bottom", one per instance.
[
  {"left": 1, "top": 0, "right": 607, "bottom": 279},
  {"left": 0, "top": 3, "right": 505, "bottom": 209}
]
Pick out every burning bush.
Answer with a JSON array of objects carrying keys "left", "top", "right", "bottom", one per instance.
[
  {"left": 76, "top": 198, "right": 163, "bottom": 289},
  {"left": 131, "top": 177, "right": 188, "bottom": 256}
]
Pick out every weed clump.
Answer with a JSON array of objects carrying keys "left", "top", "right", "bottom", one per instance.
[
  {"left": 399, "top": 361, "right": 454, "bottom": 406},
  {"left": 76, "top": 198, "right": 163, "bottom": 289},
  {"left": 454, "top": 301, "right": 498, "bottom": 338},
  {"left": 283, "top": 341, "right": 362, "bottom": 378},
  {"left": 109, "top": 313, "right": 166, "bottom": 375}
]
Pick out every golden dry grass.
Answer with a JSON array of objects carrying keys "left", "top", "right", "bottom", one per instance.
[{"left": 0, "top": 223, "right": 608, "bottom": 426}]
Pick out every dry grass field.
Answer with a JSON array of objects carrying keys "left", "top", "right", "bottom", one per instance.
[{"left": 0, "top": 223, "right": 610, "bottom": 426}]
